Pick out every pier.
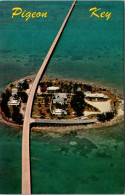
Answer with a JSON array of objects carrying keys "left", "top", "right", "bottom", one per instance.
[{"left": 22, "top": 1, "right": 77, "bottom": 194}]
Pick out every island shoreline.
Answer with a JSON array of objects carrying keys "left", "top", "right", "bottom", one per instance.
[{"left": 0, "top": 74, "right": 124, "bottom": 133}]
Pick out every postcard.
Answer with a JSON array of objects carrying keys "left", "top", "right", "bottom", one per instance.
[{"left": 0, "top": 1, "right": 124, "bottom": 194}]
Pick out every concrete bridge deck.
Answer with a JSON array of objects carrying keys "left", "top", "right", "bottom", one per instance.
[
  {"left": 22, "top": 1, "right": 77, "bottom": 194},
  {"left": 30, "top": 118, "right": 97, "bottom": 126}
]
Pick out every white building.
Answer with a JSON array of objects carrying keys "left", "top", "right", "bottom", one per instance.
[
  {"left": 26, "top": 79, "right": 31, "bottom": 82},
  {"left": 52, "top": 109, "right": 67, "bottom": 116},
  {"left": 77, "top": 87, "right": 81, "bottom": 92},
  {"left": 53, "top": 98, "right": 64, "bottom": 105},
  {"left": 47, "top": 86, "right": 60, "bottom": 91},
  {"left": 15, "top": 83, "right": 20, "bottom": 88},
  {"left": 12, "top": 88, "right": 18, "bottom": 96},
  {"left": 8, "top": 99, "right": 20, "bottom": 106},
  {"left": 54, "top": 93, "right": 67, "bottom": 99},
  {"left": 84, "top": 91, "right": 108, "bottom": 99}
]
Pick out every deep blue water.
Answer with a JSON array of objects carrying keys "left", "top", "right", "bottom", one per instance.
[{"left": 0, "top": 1, "right": 124, "bottom": 194}]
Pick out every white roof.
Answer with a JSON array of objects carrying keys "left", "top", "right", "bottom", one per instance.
[
  {"left": 86, "top": 91, "right": 91, "bottom": 93},
  {"left": 54, "top": 93, "right": 67, "bottom": 99},
  {"left": 12, "top": 88, "right": 18, "bottom": 92},
  {"left": 47, "top": 86, "right": 60, "bottom": 91},
  {"left": 9, "top": 96, "right": 14, "bottom": 100},
  {"left": 77, "top": 87, "right": 81, "bottom": 91},
  {"left": 12, "top": 88, "right": 18, "bottom": 96},
  {"left": 52, "top": 108, "right": 67, "bottom": 115},
  {"left": 84, "top": 92, "right": 108, "bottom": 98},
  {"left": 16, "top": 83, "right": 19, "bottom": 87},
  {"left": 53, "top": 98, "right": 64, "bottom": 104},
  {"left": 8, "top": 99, "right": 20, "bottom": 105},
  {"left": 54, "top": 108, "right": 62, "bottom": 112}
]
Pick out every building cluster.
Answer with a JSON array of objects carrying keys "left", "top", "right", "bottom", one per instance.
[
  {"left": 37, "top": 85, "right": 68, "bottom": 116},
  {"left": 7, "top": 79, "right": 31, "bottom": 106},
  {"left": 8, "top": 88, "right": 20, "bottom": 106},
  {"left": 36, "top": 85, "right": 110, "bottom": 117},
  {"left": 47, "top": 86, "right": 68, "bottom": 116},
  {"left": 7, "top": 80, "right": 110, "bottom": 118},
  {"left": 53, "top": 93, "right": 67, "bottom": 105}
]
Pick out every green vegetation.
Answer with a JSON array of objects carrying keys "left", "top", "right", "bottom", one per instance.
[
  {"left": 85, "top": 102, "right": 99, "bottom": 112},
  {"left": 12, "top": 106, "right": 23, "bottom": 124},
  {"left": 105, "top": 112, "right": 115, "bottom": 121},
  {"left": 71, "top": 91, "right": 85, "bottom": 116},
  {"left": 40, "top": 111, "right": 46, "bottom": 118},
  {"left": 1, "top": 77, "right": 121, "bottom": 128},
  {"left": 1, "top": 89, "right": 11, "bottom": 118},
  {"left": 18, "top": 92, "right": 28, "bottom": 103},
  {"left": 44, "top": 95, "right": 49, "bottom": 106},
  {"left": 22, "top": 80, "right": 29, "bottom": 90},
  {"left": 10, "top": 83, "right": 14, "bottom": 88},
  {"left": 55, "top": 103, "right": 68, "bottom": 110},
  {"left": 17, "top": 80, "right": 29, "bottom": 91},
  {"left": 38, "top": 103, "right": 41, "bottom": 107},
  {"left": 47, "top": 108, "right": 51, "bottom": 114},
  {"left": 67, "top": 110, "right": 70, "bottom": 115},
  {"left": 83, "top": 84, "right": 92, "bottom": 91},
  {"left": 40, "top": 81, "right": 52, "bottom": 88},
  {"left": 73, "top": 83, "right": 79, "bottom": 93},
  {"left": 97, "top": 111, "right": 115, "bottom": 122}
]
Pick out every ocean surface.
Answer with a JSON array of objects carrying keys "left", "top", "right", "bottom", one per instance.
[{"left": 0, "top": 1, "right": 124, "bottom": 194}]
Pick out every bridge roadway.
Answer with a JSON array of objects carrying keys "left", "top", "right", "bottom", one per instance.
[
  {"left": 31, "top": 118, "right": 97, "bottom": 126},
  {"left": 22, "top": 1, "right": 77, "bottom": 194}
]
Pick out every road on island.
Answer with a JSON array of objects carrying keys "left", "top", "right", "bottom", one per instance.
[{"left": 22, "top": 1, "right": 77, "bottom": 194}]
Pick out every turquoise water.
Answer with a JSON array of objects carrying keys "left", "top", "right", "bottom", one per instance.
[
  {"left": 0, "top": 123, "right": 124, "bottom": 194},
  {"left": 0, "top": 1, "right": 124, "bottom": 91},
  {"left": 0, "top": 1, "right": 124, "bottom": 194}
]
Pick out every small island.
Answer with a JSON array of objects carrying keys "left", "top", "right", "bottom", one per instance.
[{"left": 0, "top": 76, "right": 124, "bottom": 130}]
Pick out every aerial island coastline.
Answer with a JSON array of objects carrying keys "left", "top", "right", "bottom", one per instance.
[{"left": 0, "top": 75, "right": 124, "bottom": 133}]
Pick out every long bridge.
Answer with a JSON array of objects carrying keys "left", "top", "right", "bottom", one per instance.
[
  {"left": 22, "top": 1, "right": 77, "bottom": 194},
  {"left": 30, "top": 118, "right": 97, "bottom": 127}
]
